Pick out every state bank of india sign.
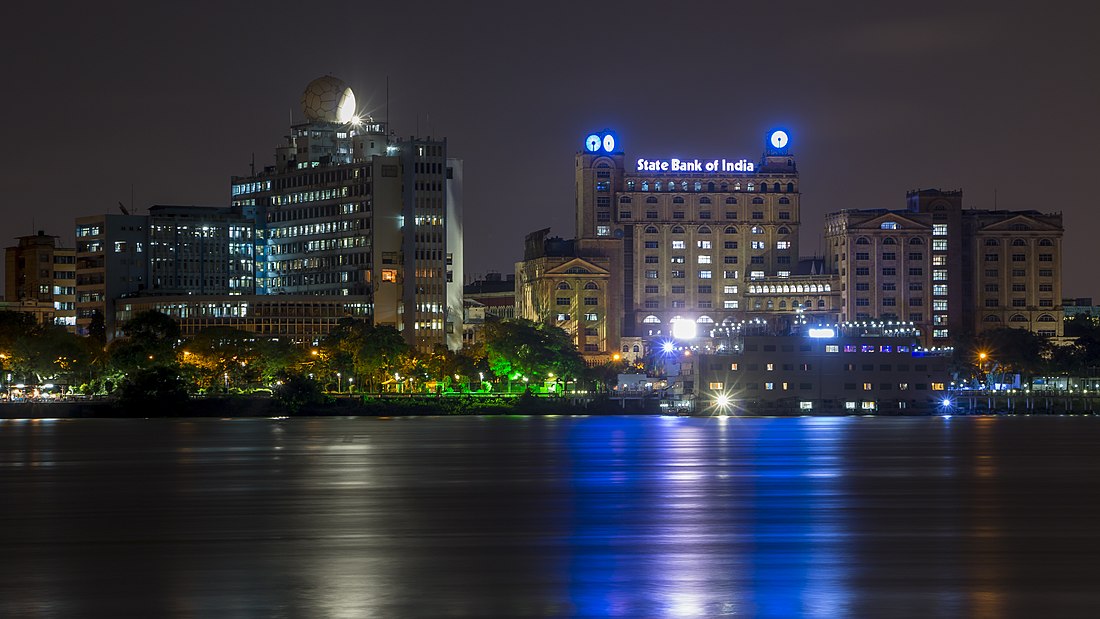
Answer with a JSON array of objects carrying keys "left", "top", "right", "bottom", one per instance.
[{"left": 636, "top": 158, "right": 755, "bottom": 173}]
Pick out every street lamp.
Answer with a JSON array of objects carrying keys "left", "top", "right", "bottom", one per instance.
[
  {"left": 978, "top": 352, "right": 989, "bottom": 390},
  {"left": 337, "top": 372, "right": 342, "bottom": 394}
]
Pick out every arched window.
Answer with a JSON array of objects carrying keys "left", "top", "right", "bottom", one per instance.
[
  {"left": 695, "top": 181, "right": 703, "bottom": 191},
  {"left": 584, "top": 282, "right": 599, "bottom": 290},
  {"left": 721, "top": 183, "right": 728, "bottom": 191},
  {"left": 671, "top": 225, "right": 685, "bottom": 234},
  {"left": 725, "top": 197, "right": 737, "bottom": 204},
  {"left": 646, "top": 196, "right": 658, "bottom": 204},
  {"left": 1038, "top": 314, "right": 1056, "bottom": 322},
  {"left": 642, "top": 315, "right": 661, "bottom": 323},
  {"left": 724, "top": 226, "right": 738, "bottom": 234},
  {"left": 699, "top": 197, "right": 712, "bottom": 204},
  {"left": 633, "top": 345, "right": 640, "bottom": 352},
  {"left": 909, "top": 237, "right": 924, "bottom": 245},
  {"left": 805, "top": 298, "right": 814, "bottom": 308},
  {"left": 644, "top": 225, "right": 659, "bottom": 234},
  {"left": 747, "top": 183, "right": 754, "bottom": 191},
  {"left": 1039, "top": 238, "right": 1054, "bottom": 246},
  {"left": 707, "top": 182, "right": 715, "bottom": 192},
  {"left": 556, "top": 282, "right": 571, "bottom": 290},
  {"left": 751, "top": 226, "right": 764, "bottom": 234},
  {"left": 752, "top": 197, "right": 764, "bottom": 204},
  {"left": 818, "top": 299, "right": 826, "bottom": 307},
  {"left": 655, "top": 181, "right": 662, "bottom": 191},
  {"left": 641, "top": 181, "right": 649, "bottom": 191},
  {"left": 680, "top": 181, "right": 687, "bottom": 191},
  {"left": 778, "top": 197, "right": 790, "bottom": 204},
  {"left": 766, "top": 300, "right": 774, "bottom": 309},
  {"left": 773, "top": 182, "right": 781, "bottom": 192},
  {"left": 882, "top": 237, "right": 897, "bottom": 245},
  {"left": 1010, "top": 314, "right": 1028, "bottom": 322},
  {"left": 984, "top": 315, "right": 1002, "bottom": 322},
  {"left": 786, "top": 182, "right": 794, "bottom": 192},
  {"left": 985, "top": 239, "right": 999, "bottom": 246},
  {"left": 1012, "top": 239, "right": 1027, "bottom": 246},
  {"left": 735, "top": 182, "right": 742, "bottom": 191},
  {"left": 777, "top": 226, "right": 790, "bottom": 235},
  {"left": 761, "top": 183, "right": 768, "bottom": 193},
  {"left": 673, "top": 196, "right": 685, "bottom": 204},
  {"left": 779, "top": 300, "right": 787, "bottom": 309},
  {"left": 856, "top": 237, "right": 870, "bottom": 245},
  {"left": 622, "top": 345, "right": 629, "bottom": 352},
  {"left": 697, "top": 226, "right": 712, "bottom": 234},
  {"left": 697, "top": 316, "right": 715, "bottom": 324},
  {"left": 618, "top": 196, "right": 632, "bottom": 204}
]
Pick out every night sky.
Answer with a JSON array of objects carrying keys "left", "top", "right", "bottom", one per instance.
[{"left": 2, "top": 2, "right": 1098, "bottom": 298}]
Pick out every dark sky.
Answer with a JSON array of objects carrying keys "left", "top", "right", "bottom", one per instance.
[{"left": 2, "top": 2, "right": 1098, "bottom": 298}]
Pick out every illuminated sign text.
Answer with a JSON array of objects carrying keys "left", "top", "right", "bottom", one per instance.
[{"left": 636, "top": 158, "right": 755, "bottom": 173}]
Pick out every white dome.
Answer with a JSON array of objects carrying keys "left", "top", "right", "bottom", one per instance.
[{"left": 301, "top": 75, "right": 356, "bottom": 123}]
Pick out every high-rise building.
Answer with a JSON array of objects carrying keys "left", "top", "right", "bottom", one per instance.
[
  {"left": 147, "top": 205, "right": 255, "bottom": 295},
  {"left": 75, "top": 214, "right": 149, "bottom": 338},
  {"left": 519, "top": 129, "right": 839, "bottom": 361},
  {"left": 3, "top": 231, "right": 76, "bottom": 330},
  {"left": 229, "top": 75, "right": 463, "bottom": 351},
  {"left": 825, "top": 189, "right": 1063, "bottom": 340}
]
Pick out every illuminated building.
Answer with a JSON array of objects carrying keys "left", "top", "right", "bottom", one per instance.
[
  {"left": 519, "top": 128, "right": 839, "bottom": 360},
  {"left": 516, "top": 229, "right": 614, "bottom": 357},
  {"left": 825, "top": 189, "right": 1064, "bottom": 339},
  {"left": 691, "top": 324, "right": 953, "bottom": 413},
  {"left": 230, "top": 75, "right": 463, "bottom": 351},
  {"left": 462, "top": 272, "right": 515, "bottom": 347},
  {"left": 75, "top": 206, "right": 258, "bottom": 339},
  {"left": 4, "top": 231, "right": 76, "bottom": 330},
  {"left": 115, "top": 295, "right": 370, "bottom": 343},
  {"left": 147, "top": 205, "right": 255, "bottom": 295}
]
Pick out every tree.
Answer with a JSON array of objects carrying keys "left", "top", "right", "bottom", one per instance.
[
  {"left": 973, "top": 327, "right": 1051, "bottom": 384},
  {"left": 320, "top": 319, "right": 410, "bottom": 392},
  {"left": 481, "top": 319, "right": 585, "bottom": 388},
  {"left": 108, "top": 311, "right": 181, "bottom": 374}
]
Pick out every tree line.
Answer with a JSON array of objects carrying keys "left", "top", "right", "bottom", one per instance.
[{"left": 0, "top": 310, "right": 610, "bottom": 402}]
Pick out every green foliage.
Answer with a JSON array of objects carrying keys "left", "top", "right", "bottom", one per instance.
[
  {"left": 320, "top": 319, "right": 410, "bottom": 392},
  {"left": 109, "top": 310, "right": 180, "bottom": 373},
  {"left": 115, "top": 365, "right": 190, "bottom": 407},
  {"left": 481, "top": 318, "right": 585, "bottom": 383},
  {"left": 272, "top": 371, "right": 328, "bottom": 413}
]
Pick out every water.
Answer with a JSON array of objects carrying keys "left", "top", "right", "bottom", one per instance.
[{"left": 1, "top": 414, "right": 1098, "bottom": 618}]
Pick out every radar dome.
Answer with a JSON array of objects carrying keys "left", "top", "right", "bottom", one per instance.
[{"left": 301, "top": 76, "right": 357, "bottom": 123}]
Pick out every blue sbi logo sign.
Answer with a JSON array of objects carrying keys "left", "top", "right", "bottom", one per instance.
[{"left": 584, "top": 131, "right": 617, "bottom": 154}]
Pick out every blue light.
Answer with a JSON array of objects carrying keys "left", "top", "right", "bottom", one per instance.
[
  {"left": 769, "top": 129, "right": 789, "bottom": 149},
  {"left": 584, "top": 134, "right": 601, "bottom": 152},
  {"left": 661, "top": 341, "right": 675, "bottom": 354}
]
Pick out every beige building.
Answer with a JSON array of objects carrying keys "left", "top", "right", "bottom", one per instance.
[
  {"left": 4, "top": 231, "right": 77, "bottom": 331},
  {"left": 825, "top": 189, "right": 1063, "bottom": 341},
  {"left": 516, "top": 230, "right": 615, "bottom": 360}
]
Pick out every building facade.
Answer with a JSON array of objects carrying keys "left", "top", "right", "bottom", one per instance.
[
  {"left": 825, "top": 189, "right": 1063, "bottom": 341},
  {"left": 4, "top": 231, "right": 76, "bottom": 330},
  {"left": 229, "top": 75, "right": 463, "bottom": 351}
]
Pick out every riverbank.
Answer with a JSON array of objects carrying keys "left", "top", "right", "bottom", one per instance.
[{"left": 1, "top": 394, "right": 1098, "bottom": 419}]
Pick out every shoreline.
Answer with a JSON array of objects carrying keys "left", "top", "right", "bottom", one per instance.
[{"left": 2, "top": 395, "right": 1096, "bottom": 419}]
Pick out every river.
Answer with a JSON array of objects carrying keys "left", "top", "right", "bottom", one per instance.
[{"left": 1, "top": 414, "right": 1098, "bottom": 617}]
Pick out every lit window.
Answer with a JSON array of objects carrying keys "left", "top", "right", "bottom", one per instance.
[
  {"left": 381, "top": 269, "right": 398, "bottom": 282},
  {"left": 932, "top": 224, "right": 947, "bottom": 236}
]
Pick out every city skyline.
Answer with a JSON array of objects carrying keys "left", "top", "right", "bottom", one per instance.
[{"left": 1, "top": 2, "right": 1097, "bottom": 299}]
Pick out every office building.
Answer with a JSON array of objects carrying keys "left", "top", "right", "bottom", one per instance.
[
  {"left": 4, "top": 231, "right": 76, "bottom": 330},
  {"left": 229, "top": 75, "right": 463, "bottom": 351},
  {"left": 825, "top": 189, "right": 1064, "bottom": 340}
]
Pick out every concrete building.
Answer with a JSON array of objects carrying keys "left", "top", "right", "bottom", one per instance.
[
  {"left": 229, "top": 75, "right": 463, "bottom": 351},
  {"left": 115, "top": 295, "right": 370, "bottom": 343},
  {"left": 519, "top": 128, "right": 835, "bottom": 359},
  {"left": 75, "top": 214, "right": 149, "bottom": 338},
  {"left": 688, "top": 324, "right": 953, "bottom": 414},
  {"left": 4, "top": 231, "right": 76, "bottom": 330},
  {"left": 825, "top": 189, "right": 1063, "bottom": 341},
  {"left": 462, "top": 272, "right": 516, "bottom": 348},
  {"left": 148, "top": 205, "right": 255, "bottom": 295}
]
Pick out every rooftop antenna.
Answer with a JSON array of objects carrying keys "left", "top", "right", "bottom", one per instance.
[
  {"left": 386, "top": 75, "right": 390, "bottom": 130},
  {"left": 250, "top": 152, "right": 255, "bottom": 176}
]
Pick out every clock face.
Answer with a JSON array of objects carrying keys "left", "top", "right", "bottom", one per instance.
[
  {"left": 602, "top": 134, "right": 616, "bottom": 152},
  {"left": 585, "top": 134, "right": 602, "bottom": 152},
  {"left": 770, "top": 130, "right": 789, "bottom": 149}
]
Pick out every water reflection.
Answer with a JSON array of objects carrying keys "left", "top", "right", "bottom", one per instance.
[{"left": 1, "top": 415, "right": 1099, "bottom": 617}]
